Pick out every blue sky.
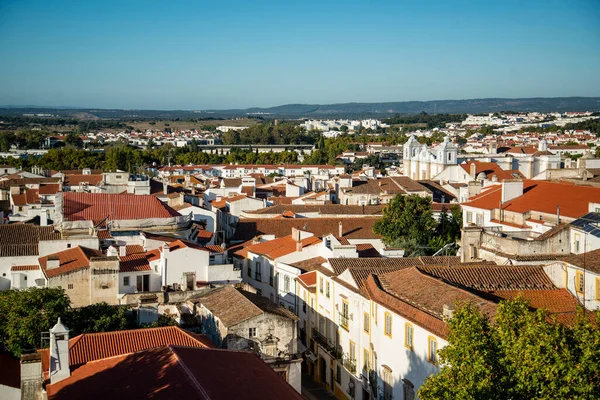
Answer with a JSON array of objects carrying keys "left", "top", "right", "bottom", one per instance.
[{"left": 0, "top": 0, "right": 599, "bottom": 109}]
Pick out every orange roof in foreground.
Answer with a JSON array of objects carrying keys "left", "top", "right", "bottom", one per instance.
[
  {"left": 463, "top": 180, "right": 600, "bottom": 218},
  {"left": 39, "top": 246, "right": 105, "bottom": 278},
  {"left": 40, "top": 326, "right": 213, "bottom": 372},
  {"left": 47, "top": 345, "right": 303, "bottom": 400}
]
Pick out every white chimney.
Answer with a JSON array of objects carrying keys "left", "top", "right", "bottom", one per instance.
[
  {"left": 119, "top": 246, "right": 127, "bottom": 257},
  {"left": 338, "top": 221, "right": 343, "bottom": 238},
  {"left": 442, "top": 304, "right": 455, "bottom": 319},
  {"left": 20, "top": 353, "right": 43, "bottom": 400},
  {"left": 40, "top": 212, "right": 48, "bottom": 227},
  {"left": 46, "top": 256, "right": 60, "bottom": 270},
  {"left": 49, "top": 318, "right": 70, "bottom": 384},
  {"left": 107, "top": 245, "right": 118, "bottom": 257},
  {"left": 501, "top": 179, "right": 524, "bottom": 203},
  {"left": 469, "top": 162, "right": 477, "bottom": 179}
]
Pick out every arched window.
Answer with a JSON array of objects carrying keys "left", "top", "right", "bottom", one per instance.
[
  {"left": 284, "top": 275, "right": 291, "bottom": 292},
  {"left": 402, "top": 379, "right": 415, "bottom": 400}
]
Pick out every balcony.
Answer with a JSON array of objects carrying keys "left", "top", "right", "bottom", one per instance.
[
  {"left": 343, "top": 355, "right": 356, "bottom": 374},
  {"left": 339, "top": 313, "right": 349, "bottom": 331},
  {"left": 311, "top": 328, "right": 329, "bottom": 349}
]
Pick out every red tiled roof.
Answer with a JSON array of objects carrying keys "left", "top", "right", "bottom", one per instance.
[
  {"left": 26, "top": 189, "right": 40, "bottom": 204},
  {"left": 40, "top": 326, "right": 213, "bottom": 372},
  {"left": 504, "top": 146, "right": 537, "bottom": 155},
  {"left": 460, "top": 161, "right": 525, "bottom": 182},
  {"left": 39, "top": 246, "right": 105, "bottom": 278},
  {"left": 463, "top": 180, "right": 600, "bottom": 218},
  {"left": 61, "top": 193, "right": 181, "bottom": 224},
  {"left": 11, "top": 265, "right": 39, "bottom": 271},
  {"left": 356, "top": 243, "right": 381, "bottom": 258},
  {"left": 47, "top": 345, "right": 303, "bottom": 400},
  {"left": 118, "top": 253, "right": 151, "bottom": 272},
  {"left": 124, "top": 244, "right": 144, "bottom": 255},
  {"left": 297, "top": 271, "right": 317, "bottom": 289},
  {"left": 39, "top": 184, "right": 60, "bottom": 195},
  {"left": 11, "top": 193, "right": 26, "bottom": 206},
  {"left": 236, "top": 235, "right": 321, "bottom": 260},
  {"left": 96, "top": 230, "right": 112, "bottom": 239},
  {"left": 561, "top": 249, "right": 600, "bottom": 274},
  {"left": 204, "top": 245, "right": 224, "bottom": 253},
  {"left": 63, "top": 174, "right": 103, "bottom": 187}
]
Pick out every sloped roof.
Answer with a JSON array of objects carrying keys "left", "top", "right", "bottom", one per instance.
[
  {"left": 190, "top": 287, "right": 297, "bottom": 327},
  {"left": 463, "top": 180, "right": 600, "bottom": 218},
  {"left": 244, "top": 204, "right": 385, "bottom": 216},
  {"left": 47, "top": 345, "right": 303, "bottom": 400},
  {"left": 237, "top": 235, "right": 321, "bottom": 260},
  {"left": 0, "top": 224, "right": 60, "bottom": 257},
  {"left": 460, "top": 160, "right": 525, "bottom": 182},
  {"left": 234, "top": 217, "right": 381, "bottom": 241},
  {"left": 418, "top": 264, "right": 555, "bottom": 290},
  {"left": 63, "top": 174, "right": 103, "bottom": 187},
  {"left": 118, "top": 253, "right": 152, "bottom": 272},
  {"left": 61, "top": 193, "right": 181, "bottom": 224},
  {"left": 39, "top": 246, "right": 106, "bottom": 278},
  {"left": 39, "top": 325, "right": 213, "bottom": 374},
  {"left": 561, "top": 249, "right": 600, "bottom": 274}
]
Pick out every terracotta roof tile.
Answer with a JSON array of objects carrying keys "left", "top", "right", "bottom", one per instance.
[
  {"left": 245, "top": 204, "right": 385, "bottom": 216},
  {"left": 0, "top": 224, "right": 60, "bottom": 257},
  {"left": 297, "top": 271, "right": 317, "bottom": 290},
  {"left": 561, "top": 249, "right": 600, "bottom": 274},
  {"left": 61, "top": 193, "right": 181, "bottom": 224},
  {"left": 118, "top": 253, "right": 151, "bottom": 272},
  {"left": 234, "top": 217, "right": 381, "bottom": 241},
  {"left": 190, "top": 287, "right": 298, "bottom": 327},
  {"left": 48, "top": 345, "right": 303, "bottom": 400},
  {"left": 237, "top": 235, "right": 320, "bottom": 260},
  {"left": 11, "top": 265, "right": 39, "bottom": 271},
  {"left": 39, "top": 246, "right": 106, "bottom": 278},
  {"left": 38, "top": 184, "right": 60, "bottom": 195},
  {"left": 63, "top": 174, "right": 103, "bottom": 187},
  {"left": 40, "top": 326, "right": 212, "bottom": 372},
  {"left": 463, "top": 180, "right": 600, "bottom": 218},
  {"left": 418, "top": 264, "right": 555, "bottom": 290}
]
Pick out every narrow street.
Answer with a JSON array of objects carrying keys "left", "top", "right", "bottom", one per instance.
[{"left": 301, "top": 373, "right": 335, "bottom": 400}]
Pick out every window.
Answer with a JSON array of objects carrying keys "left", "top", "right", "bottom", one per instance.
[
  {"left": 341, "top": 300, "right": 349, "bottom": 330},
  {"left": 123, "top": 276, "right": 130, "bottom": 286},
  {"left": 384, "top": 312, "right": 392, "bottom": 338},
  {"left": 68, "top": 284, "right": 73, "bottom": 289},
  {"left": 249, "top": 328, "right": 257, "bottom": 337},
  {"left": 336, "top": 364, "right": 342, "bottom": 384},
  {"left": 18, "top": 206, "right": 23, "bottom": 212},
  {"left": 597, "top": 278, "right": 600, "bottom": 301},
  {"left": 428, "top": 337, "right": 438, "bottom": 364},
  {"left": 247, "top": 263, "right": 252, "bottom": 277},
  {"left": 466, "top": 211, "right": 473, "bottom": 223},
  {"left": 382, "top": 367, "right": 393, "bottom": 400},
  {"left": 476, "top": 213, "right": 483, "bottom": 226},
  {"left": 115, "top": 175, "right": 122, "bottom": 179},
  {"left": 405, "top": 323, "right": 414, "bottom": 350},
  {"left": 363, "top": 348, "right": 370, "bottom": 370},
  {"left": 326, "top": 281, "right": 330, "bottom": 298},
  {"left": 364, "top": 312, "right": 370, "bottom": 333},
  {"left": 320, "top": 277, "right": 324, "bottom": 294},
  {"left": 254, "top": 262, "right": 261, "bottom": 281},
  {"left": 576, "top": 271, "right": 585, "bottom": 293},
  {"left": 284, "top": 275, "right": 290, "bottom": 292},
  {"left": 574, "top": 233, "right": 581, "bottom": 253},
  {"left": 270, "top": 265, "right": 274, "bottom": 286},
  {"left": 67, "top": 243, "right": 71, "bottom": 248},
  {"left": 349, "top": 340, "right": 356, "bottom": 363},
  {"left": 403, "top": 379, "right": 415, "bottom": 400}
]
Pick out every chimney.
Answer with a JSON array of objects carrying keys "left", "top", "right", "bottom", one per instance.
[
  {"left": 46, "top": 256, "right": 60, "bottom": 270},
  {"left": 20, "top": 353, "right": 43, "bottom": 400},
  {"left": 163, "top": 182, "right": 168, "bottom": 195},
  {"left": 49, "top": 318, "right": 70, "bottom": 384},
  {"left": 40, "top": 212, "right": 48, "bottom": 227},
  {"left": 107, "top": 245, "right": 118, "bottom": 257},
  {"left": 119, "top": 246, "right": 127, "bottom": 257},
  {"left": 338, "top": 221, "right": 343, "bottom": 238},
  {"left": 469, "top": 162, "right": 477, "bottom": 179},
  {"left": 501, "top": 179, "right": 524, "bottom": 203},
  {"left": 442, "top": 304, "right": 455, "bottom": 319},
  {"left": 162, "top": 242, "right": 171, "bottom": 254},
  {"left": 296, "top": 239, "right": 303, "bottom": 253}
]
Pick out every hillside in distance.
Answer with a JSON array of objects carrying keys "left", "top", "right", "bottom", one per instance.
[{"left": 1, "top": 97, "right": 599, "bottom": 120}]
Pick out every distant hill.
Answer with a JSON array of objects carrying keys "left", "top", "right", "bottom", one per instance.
[{"left": 1, "top": 97, "right": 599, "bottom": 120}]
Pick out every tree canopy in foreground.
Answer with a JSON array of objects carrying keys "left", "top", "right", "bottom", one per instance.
[{"left": 419, "top": 298, "right": 600, "bottom": 400}]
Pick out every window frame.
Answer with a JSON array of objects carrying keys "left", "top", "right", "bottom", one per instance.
[
  {"left": 249, "top": 327, "right": 257, "bottom": 337},
  {"left": 326, "top": 281, "right": 330, "bottom": 298},
  {"left": 384, "top": 312, "right": 392, "bottom": 338},
  {"left": 363, "top": 312, "right": 370, "bottom": 333},
  {"left": 576, "top": 270, "right": 585, "bottom": 294},
  {"left": 254, "top": 261, "right": 261, "bottom": 281},
  {"left": 340, "top": 299, "right": 350, "bottom": 330},
  {"left": 428, "top": 336, "right": 438, "bottom": 365},
  {"left": 123, "top": 276, "right": 130, "bottom": 287},
  {"left": 320, "top": 277, "right": 324, "bottom": 294},
  {"left": 596, "top": 277, "right": 600, "bottom": 301},
  {"left": 404, "top": 322, "right": 414, "bottom": 350}
]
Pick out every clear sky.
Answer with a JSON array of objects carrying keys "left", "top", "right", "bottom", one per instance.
[{"left": 0, "top": 0, "right": 599, "bottom": 110}]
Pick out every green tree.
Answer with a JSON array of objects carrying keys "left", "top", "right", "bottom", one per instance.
[
  {"left": 419, "top": 299, "right": 600, "bottom": 400},
  {"left": 373, "top": 194, "right": 437, "bottom": 250},
  {"left": 65, "top": 133, "right": 84, "bottom": 148},
  {"left": 64, "top": 302, "right": 133, "bottom": 336},
  {"left": 0, "top": 288, "right": 71, "bottom": 356}
]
